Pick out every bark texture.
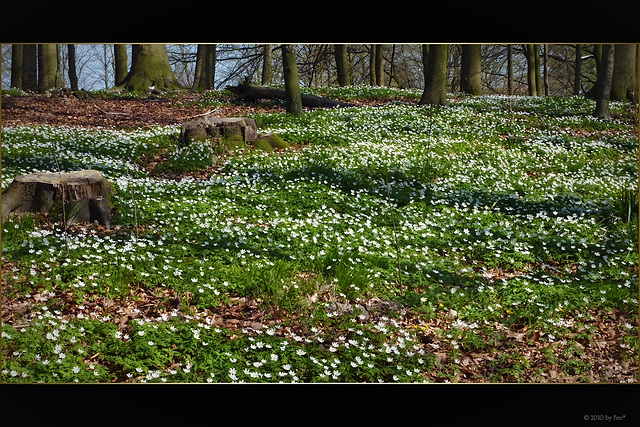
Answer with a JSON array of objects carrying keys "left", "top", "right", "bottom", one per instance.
[
  {"left": 2, "top": 170, "right": 114, "bottom": 227},
  {"left": 118, "top": 44, "right": 183, "bottom": 92},
  {"left": 594, "top": 44, "right": 615, "bottom": 120},
  {"left": 611, "top": 44, "right": 638, "bottom": 102},
  {"left": 282, "top": 44, "right": 304, "bottom": 116},
  {"left": 420, "top": 44, "right": 449, "bottom": 106},
  {"left": 460, "top": 44, "right": 482, "bottom": 95},
  {"left": 179, "top": 116, "right": 258, "bottom": 147}
]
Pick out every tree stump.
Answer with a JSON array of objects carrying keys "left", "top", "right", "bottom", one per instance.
[
  {"left": 1, "top": 170, "right": 114, "bottom": 228},
  {"left": 179, "top": 116, "right": 258, "bottom": 147}
]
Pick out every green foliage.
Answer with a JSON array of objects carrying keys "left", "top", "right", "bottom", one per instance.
[
  {"left": 152, "top": 141, "right": 215, "bottom": 174},
  {"left": 2, "top": 93, "right": 637, "bottom": 383}
]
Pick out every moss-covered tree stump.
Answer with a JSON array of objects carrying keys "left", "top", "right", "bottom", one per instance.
[
  {"left": 179, "top": 116, "right": 292, "bottom": 157},
  {"left": 179, "top": 116, "right": 258, "bottom": 148},
  {"left": 1, "top": 170, "right": 114, "bottom": 228}
]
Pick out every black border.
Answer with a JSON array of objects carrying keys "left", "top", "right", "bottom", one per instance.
[
  {"left": 0, "top": 383, "right": 638, "bottom": 423},
  {"left": 1, "top": 6, "right": 638, "bottom": 43}
]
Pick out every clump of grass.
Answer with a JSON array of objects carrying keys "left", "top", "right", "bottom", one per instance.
[{"left": 611, "top": 188, "right": 639, "bottom": 223}]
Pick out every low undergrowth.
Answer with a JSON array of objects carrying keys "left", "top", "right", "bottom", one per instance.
[{"left": 1, "top": 90, "right": 638, "bottom": 383}]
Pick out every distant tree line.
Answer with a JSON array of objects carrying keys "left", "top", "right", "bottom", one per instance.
[{"left": 4, "top": 44, "right": 638, "bottom": 118}]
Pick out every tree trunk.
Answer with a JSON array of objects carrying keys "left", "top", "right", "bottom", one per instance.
[
  {"left": 227, "top": 81, "right": 355, "bottom": 108},
  {"left": 194, "top": 44, "right": 216, "bottom": 90},
  {"left": 22, "top": 44, "right": 37, "bottom": 92},
  {"left": 460, "top": 44, "right": 482, "bottom": 95},
  {"left": 282, "top": 44, "right": 303, "bottom": 117},
  {"left": 375, "top": 44, "right": 384, "bottom": 86},
  {"left": 523, "top": 44, "right": 543, "bottom": 96},
  {"left": 507, "top": 44, "right": 513, "bottom": 95},
  {"left": 369, "top": 45, "right": 376, "bottom": 85},
  {"left": 369, "top": 44, "right": 384, "bottom": 86},
  {"left": 421, "top": 45, "right": 429, "bottom": 82},
  {"left": 11, "top": 44, "right": 23, "bottom": 89},
  {"left": 611, "top": 44, "right": 637, "bottom": 102},
  {"left": 574, "top": 44, "right": 582, "bottom": 95},
  {"left": 419, "top": 44, "right": 449, "bottom": 106},
  {"left": 335, "top": 44, "right": 351, "bottom": 86},
  {"left": 261, "top": 44, "right": 273, "bottom": 86},
  {"left": 68, "top": 44, "right": 79, "bottom": 91},
  {"left": 114, "top": 44, "right": 128, "bottom": 87},
  {"left": 1, "top": 170, "right": 114, "bottom": 228},
  {"left": 586, "top": 45, "right": 603, "bottom": 99},
  {"left": 534, "top": 45, "right": 543, "bottom": 96},
  {"left": 117, "top": 44, "right": 183, "bottom": 92},
  {"left": 543, "top": 44, "right": 549, "bottom": 96},
  {"left": 55, "top": 45, "right": 63, "bottom": 89},
  {"left": 38, "top": 43, "right": 58, "bottom": 93},
  {"left": 594, "top": 44, "right": 615, "bottom": 120}
]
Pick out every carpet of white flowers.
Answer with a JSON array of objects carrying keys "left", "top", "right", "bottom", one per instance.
[{"left": 1, "top": 91, "right": 638, "bottom": 383}]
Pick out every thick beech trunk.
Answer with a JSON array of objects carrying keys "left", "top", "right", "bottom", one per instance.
[
  {"left": 1, "top": 170, "right": 114, "bottom": 228},
  {"left": 460, "top": 44, "right": 482, "bottom": 96},
  {"left": 117, "top": 44, "right": 183, "bottom": 92},
  {"left": 611, "top": 44, "right": 638, "bottom": 102},
  {"left": 419, "top": 44, "right": 449, "bottom": 106}
]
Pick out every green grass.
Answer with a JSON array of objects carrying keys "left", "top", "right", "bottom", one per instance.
[{"left": 2, "top": 93, "right": 638, "bottom": 383}]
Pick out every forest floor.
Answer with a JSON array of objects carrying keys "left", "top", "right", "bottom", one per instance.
[
  {"left": 0, "top": 89, "right": 394, "bottom": 128},
  {"left": 1, "top": 88, "right": 638, "bottom": 385}
]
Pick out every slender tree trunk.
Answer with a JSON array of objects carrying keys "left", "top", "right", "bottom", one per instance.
[
  {"left": 114, "top": 44, "right": 128, "bottom": 87},
  {"left": 335, "top": 44, "right": 351, "bottom": 86},
  {"left": 22, "top": 44, "right": 37, "bottom": 91},
  {"left": 101, "top": 45, "right": 110, "bottom": 89},
  {"left": 534, "top": 45, "right": 542, "bottom": 96},
  {"left": 611, "top": 44, "right": 637, "bottom": 102},
  {"left": 375, "top": 44, "right": 384, "bottom": 86},
  {"left": 543, "top": 44, "right": 549, "bottom": 96},
  {"left": 282, "top": 44, "right": 303, "bottom": 117},
  {"left": 524, "top": 44, "right": 542, "bottom": 96},
  {"left": 11, "top": 44, "right": 23, "bottom": 89},
  {"left": 55, "top": 45, "right": 64, "bottom": 88},
  {"left": 37, "top": 44, "right": 57, "bottom": 93},
  {"left": 419, "top": 44, "right": 449, "bottom": 106},
  {"left": 68, "top": 44, "right": 79, "bottom": 91},
  {"left": 594, "top": 44, "right": 615, "bottom": 119},
  {"left": 261, "top": 44, "right": 273, "bottom": 86},
  {"left": 388, "top": 44, "right": 396, "bottom": 86},
  {"left": 118, "top": 44, "right": 183, "bottom": 92},
  {"left": 524, "top": 44, "right": 535, "bottom": 96},
  {"left": 370, "top": 44, "right": 377, "bottom": 85},
  {"left": 194, "top": 46, "right": 204, "bottom": 88},
  {"left": 507, "top": 44, "right": 513, "bottom": 95},
  {"left": 460, "top": 44, "right": 481, "bottom": 95},
  {"left": 574, "top": 44, "right": 582, "bottom": 96}
]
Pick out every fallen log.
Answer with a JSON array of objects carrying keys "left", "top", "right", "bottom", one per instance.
[
  {"left": 227, "top": 82, "right": 355, "bottom": 108},
  {"left": 1, "top": 170, "right": 114, "bottom": 228}
]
